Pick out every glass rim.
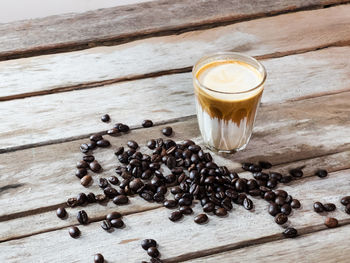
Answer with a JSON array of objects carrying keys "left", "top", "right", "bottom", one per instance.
[{"left": 192, "top": 52, "right": 267, "bottom": 95}]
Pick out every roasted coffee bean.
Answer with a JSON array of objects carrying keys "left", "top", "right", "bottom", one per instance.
[
  {"left": 264, "top": 191, "right": 276, "bottom": 201},
  {"left": 101, "top": 220, "right": 112, "bottom": 231},
  {"left": 275, "top": 196, "right": 286, "bottom": 206},
  {"left": 269, "top": 172, "right": 282, "bottom": 181},
  {"left": 83, "top": 155, "right": 95, "bottom": 163},
  {"left": 147, "top": 247, "right": 160, "bottom": 258},
  {"left": 253, "top": 172, "right": 269, "bottom": 181},
  {"left": 113, "top": 195, "right": 129, "bottom": 205},
  {"left": 325, "top": 217, "right": 338, "bottom": 228},
  {"left": 141, "top": 239, "right": 157, "bottom": 250},
  {"left": 235, "top": 193, "right": 247, "bottom": 205},
  {"left": 98, "top": 178, "right": 109, "bottom": 189},
  {"left": 225, "top": 189, "right": 238, "bottom": 200},
  {"left": 243, "top": 198, "right": 253, "bottom": 210},
  {"left": 97, "top": 139, "right": 110, "bottom": 148},
  {"left": 163, "top": 200, "right": 178, "bottom": 208},
  {"left": 235, "top": 179, "right": 246, "bottom": 192},
  {"left": 169, "top": 210, "right": 183, "bottom": 222},
  {"left": 259, "top": 186, "right": 270, "bottom": 193},
  {"left": 285, "top": 195, "right": 293, "bottom": 204},
  {"left": 259, "top": 161, "right": 272, "bottom": 169},
  {"left": 76, "top": 192, "right": 87, "bottom": 205},
  {"left": 110, "top": 218, "right": 124, "bottom": 228},
  {"left": 142, "top": 119, "right": 153, "bottom": 128},
  {"left": 88, "top": 141, "right": 97, "bottom": 150},
  {"left": 340, "top": 196, "right": 350, "bottom": 206},
  {"left": 280, "top": 175, "right": 293, "bottom": 184},
  {"left": 94, "top": 253, "right": 104, "bottom": 263},
  {"left": 283, "top": 228, "right": 298, "bottom": 238},
  {"left": 289, "top": 168, "right": 303, "bottom": 177},
  {"left": 146, "top": 140, "right": 156, "bottom": 150},
  {"left": 203, "top": 203, "right": 215, "bottom": 213},
  {"left": 101, "top": 114, "right": 110, "bottom": 122},
  {"left": 157, "top": 186, "right": 167, "bottom": 195},
  {"left": 275, "top": 190, "right": 288, "bottom": 198},
  {"left": 83, "top": 192, "right": 94, "bottom": 203},
  {"left": 118, "top": 153, "right": 129, "bottom": 164},
  {"left": 153, "top": 192, "right": 165, "bottom": 203},
  {"left": 179, "top": 206, "right": 193, "bottom": 215},
  {"left": 77, "top": 210, "right": 88, "bottom": 225},
  {"left": 242, "top": 162, "right": 253, "bottom": 171},
  {"left": 275, "top": 213, "right": 288, "bottom": 225},
  {"left": 106, "top": 212, "right": 122, "bottom": 221},
  {"left": 194, "top": 214, "right": 208, "bottom": 224},
  {"left": 167, "top": 156, "right": 176, "bottom": 169},
  {"left": 129, "top": 178, "right": 144, "bottom": 192},
  {"left": 315, "top": 169, "right": 328, "bottom": 178},
  {"left": 162, "top": 127, "right": 173, "bottom": 136},
  {"left": 114, "top": 147, "right": 124, "bottom": 156},
  {"left": 281, "top": 204, "right": 292, "bottom": 215},
  {"left": 149, "top": 163, "right": 161, "bottom": 170},
  {"left": 80, "top": 175, "right": 92, "bottom": 186},
  {"left": 291, "top": 199, "right": 301, "bottom": 209},
  {"left": 140, "top": 191, "right": 154, "bottom": 201},
  {"left": 249, "top": 164, "right": 262, "bottom": 173},
  {"left": 247, "top": 179, "right": 258, "bottom": 190},
  {"left": 178, "top": 198, "right": 192, "bottom": 206},
  {"left": 266, "top": 179, "right": 278, "bottom": 189},
  {"left": 215, "top": 208, "right": 228, "bottom": 217},
  {"left": 221, "top": 198, "right": 233, "bottom": 211},
  {"left": 104, "top": 186, "right": 118, "bottom": 198},
  {"left": 108, "top": 176, "right": 119, "bottom": 185},
  {"left": 141, "top": 169, "right": 152, "bottom": 180},
  {"left": 323, "top": 203, "right": 336, "bottom": 212},
  {"left": 249, "top": 189, "right": 261, "bottom": 196},
  {"left": 95, "top": 194, "right": 107, "bottom": 202},
  {"left": 313, "top": 202, "right": 324, "bottom": 213},
  {"left": 127, "top": 140, "right": 138, "bottom": 149},
  {"left": 90, "top": 134, "right": 103, "bottom": 142},
  {"left": 268, "top": 203, "right": 280, "bottom": 216},
  {"left": 345, "top": 204, "right": 350, "bottom": 214},
  {"left": 75, "top": 168, "right": 87, "bottom": 179},
  {"left": 90, "top": 161, "right": 102, "bottom": 172},
  {"left": 107, "top": 128, "right": 120, "bottom": 136},
  {"left": 68, "top": 226, "right": 80, "bottom": 238},
  {"left": 80, "top": 143, "right": 89, "bottom": 153},
  {"left": 76, "top": 160, "right": 89, "bottom": 169},
  {"left": 165, "top": 173, "right": 176, "bottom": 184},
  {"left": 67, "top": 197, "right": 78, "bottom": 207},
  {"left": 56, "top": 207, "right": 66, "bottom": 219}
]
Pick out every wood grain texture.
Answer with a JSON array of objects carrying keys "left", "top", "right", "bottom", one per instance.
[
  {"left": 1, "top": 91, "right": 350, "bottom": 222},
  {"left": 1, "top": 46, "right": 350, "bottom": 151},
  {"left": 1, "top": 149, "right": 349, "bottom": 243},
  {"left": 186, "top": 222, "right": 350, "bottom": 262},
  {"left": 2, "top": 4, "right": 350, "bottom": 99},
  {"left": 0, "top": 0, "right": 347, "bottom": 60},
  {"left": 1, "top": 168, "right": 350, "bottom": 262}
]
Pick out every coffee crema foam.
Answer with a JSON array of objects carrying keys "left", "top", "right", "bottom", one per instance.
[{"left": 194, "top": 60, "right": 264, "bottom": 151}]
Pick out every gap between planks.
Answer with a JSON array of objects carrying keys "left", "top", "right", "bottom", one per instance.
[
  {"left": 0, "top": 1, "right": 349, "bottom": 62},
  {"left": 1, "top": 37, "right": 350, "bottom": 102}
]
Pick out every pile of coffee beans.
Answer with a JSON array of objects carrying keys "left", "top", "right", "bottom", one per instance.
[{"left": 141, "top": 239, "right": 163, "bottom": 263}]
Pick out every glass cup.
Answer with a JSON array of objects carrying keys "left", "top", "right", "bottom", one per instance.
[{"left": 192, "top": 52, "right": 267, "bottom": 153}]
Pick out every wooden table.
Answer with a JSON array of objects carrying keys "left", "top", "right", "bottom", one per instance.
[{"left": 1, "top": 1, "right": 350, "bottom": 262}]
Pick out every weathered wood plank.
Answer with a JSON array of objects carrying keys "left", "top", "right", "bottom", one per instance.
[
  {"left": 1, "top": 169, "right": 350, "bottom": 262},
  {"left": 1, "top": 46, "right": 350, "bottom": 151},
  {"left": 0, "top": 0, "right": 347, "bottom": 61},
  {"left": 187, "top": 219, "right": 350, "bottom": 262},
  {"left": 1, "top": 150, "right": 349, "bottom": 243},
  {"left": 2, "top": 4, "right": 350, "bottom": 99},
  {"left": 1, "top": 91, "right": 349, "bottom": 222}
]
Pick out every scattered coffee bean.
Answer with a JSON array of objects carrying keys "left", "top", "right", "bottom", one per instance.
[
  {"left": 313, "top": 202, "right": 324, "bottom": 213},
  {"left": 285, "top": 195, "right": 293, "bottom": 204},
  {"left": 75, "top": 168, "right": 87, "bottom": 179},
  {"left": 106, "top": 212, "right": 122, "bottom": 221},
  {"left": 243, "top": 198, "right": 253, "bottom": 210},
  {"left": 97, "top": 139, "right": 110, "bottom": 148},
  {"left": 98, "top": 178, "right": 109, "bottom": 188},
  {"left": 323, "top": 203, "right": 336, "bottom": 212},
  {"left": 81, "top": 175, "right": 92, "bottom": 186},
  {"left": 162, "top": 127, "right": 173, "bottom": 136},
  {"left": 275, "top": 190, "right": 288, "bottom": 198},
  {"left": 101, "top": 220, "right": 112, "bottom": 231},
  {"left": 95, "top": 194, "right": 107, "bottom": 202},
  {"left": 194, "top": 214, "right": 208, "bottom": 224},
  {"left": 127, "top": 140, "right": 139, "bottom": 149},
  {"left": 101, "top": 114, "right": 110, "bottom": 122},
  {"left": 142, "top": 120, "right": 153, "bottom": 128},
  {"left": 90, "top": 134, "right": 103, "bottom": 142},
  {"left": 215, "top": 208, "right": 227, "bottom": 217},
  {"left": 107, "top": 128, "right": 120, "bottom": 135},
  {"left": 163, "top": 200, "right": 178, "bottom": 208},
  {"left": 89, "top": 161, "right": 102, "bottom": 172},
  {"left": 83, "top": 155, "right": 95, "bottom": 163},
  {"left": 242, "top": 162, "right": 253, "bottom": 171},
  {"left": 289, "top": 168, "right": 303, "bottom": 178},
  {"left": 340, "top": 196, "right": 350, "bottom": 206},
  {"left": 67, "top": 197, "right": 78, "bottom": 207},
  {"left": 281, "top": 204, "right": 292, "bottom": 215},
  {"left": 259, "top": 161, "right": 272, "bottom": 169},
  {"left": 268, "top": 203, "right": 280, "bottom": 216},
  {"left": 94, "top": 253, "right": 104, "bottom": 263},
  {"left": 269, "top": 172, "right": 282, "bottom": 181},
  {"left": 56, "top": 207, "right": 66, "bottom": 219},
  {"left": 275, "top": 213, "right": 288, "bottom": 225},
  {"left": 68, "top": 226, "right": 80, "bottom": 238},
  {"left": 169, "top": 210, "right": 183, "bottom": 222},
  {"left": 118, "top": 124, "right": 130, "bottom": 132},
  {"left": 77, "top": 160, "right": 89, "bottom": 169},
  {"left": 108, "top": 176, "right": 120, "bottom": 185},
  {"left": 291, "top": 199, "right": 301, "bottom": 209},
  {"left": 147, "top": 139, "right": 156, "bottom": 149},
  {"left": 280, "top": 175, "right": 293, "bottom": 184},
  {"left": 77, "top": 192, "right": 87, "bottom": 205},
  {"left": 88, "top": 141, "right": 97, "bottom": 150},
  {"left": 179, "top": 206, "right": 193, "bottom": 215},
  {"left": 275, "top": 196, "right": 286, "bottom": 206},
  {"left": 141, "top": 239, "right": 157, "bottom": 250},
  {"left": 80, "top": 143, "right": 89, "bottom": 153},
  {"left": 315, "top": 169, "right": 328, "bottom": 178},
  {"left": 325, "top": 217, "right": 338, "bottom": 228},
  {"left": 283, "top": 227, "right": 298, "bottom": 238},
  {"left": 77, "top": 210, "right": 89, "bottom": 225},
  {"left": 147, "top": 247, "right": 160, "bottom": 258},
  {"left": 86, "top": 192, "right": 96, "bottom": 203},
  {"left": 113, "top": 195, "right": 129, "bottom": 205},
  {"left": 110, "top": 218, "right": 124, "bottom": 228}
]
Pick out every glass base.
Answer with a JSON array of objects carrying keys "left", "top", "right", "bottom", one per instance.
[{"left": 205, "top": 142, "right": 248, "bottom": 154}]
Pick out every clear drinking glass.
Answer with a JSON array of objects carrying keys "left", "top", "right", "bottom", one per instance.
[{"left": 192, "top": 52, "right": 267, "bottom": 153}]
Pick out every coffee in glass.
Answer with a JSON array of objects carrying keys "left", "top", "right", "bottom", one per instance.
[{"left": 192, "top": 52, "right": 266, "bottom": 153}]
